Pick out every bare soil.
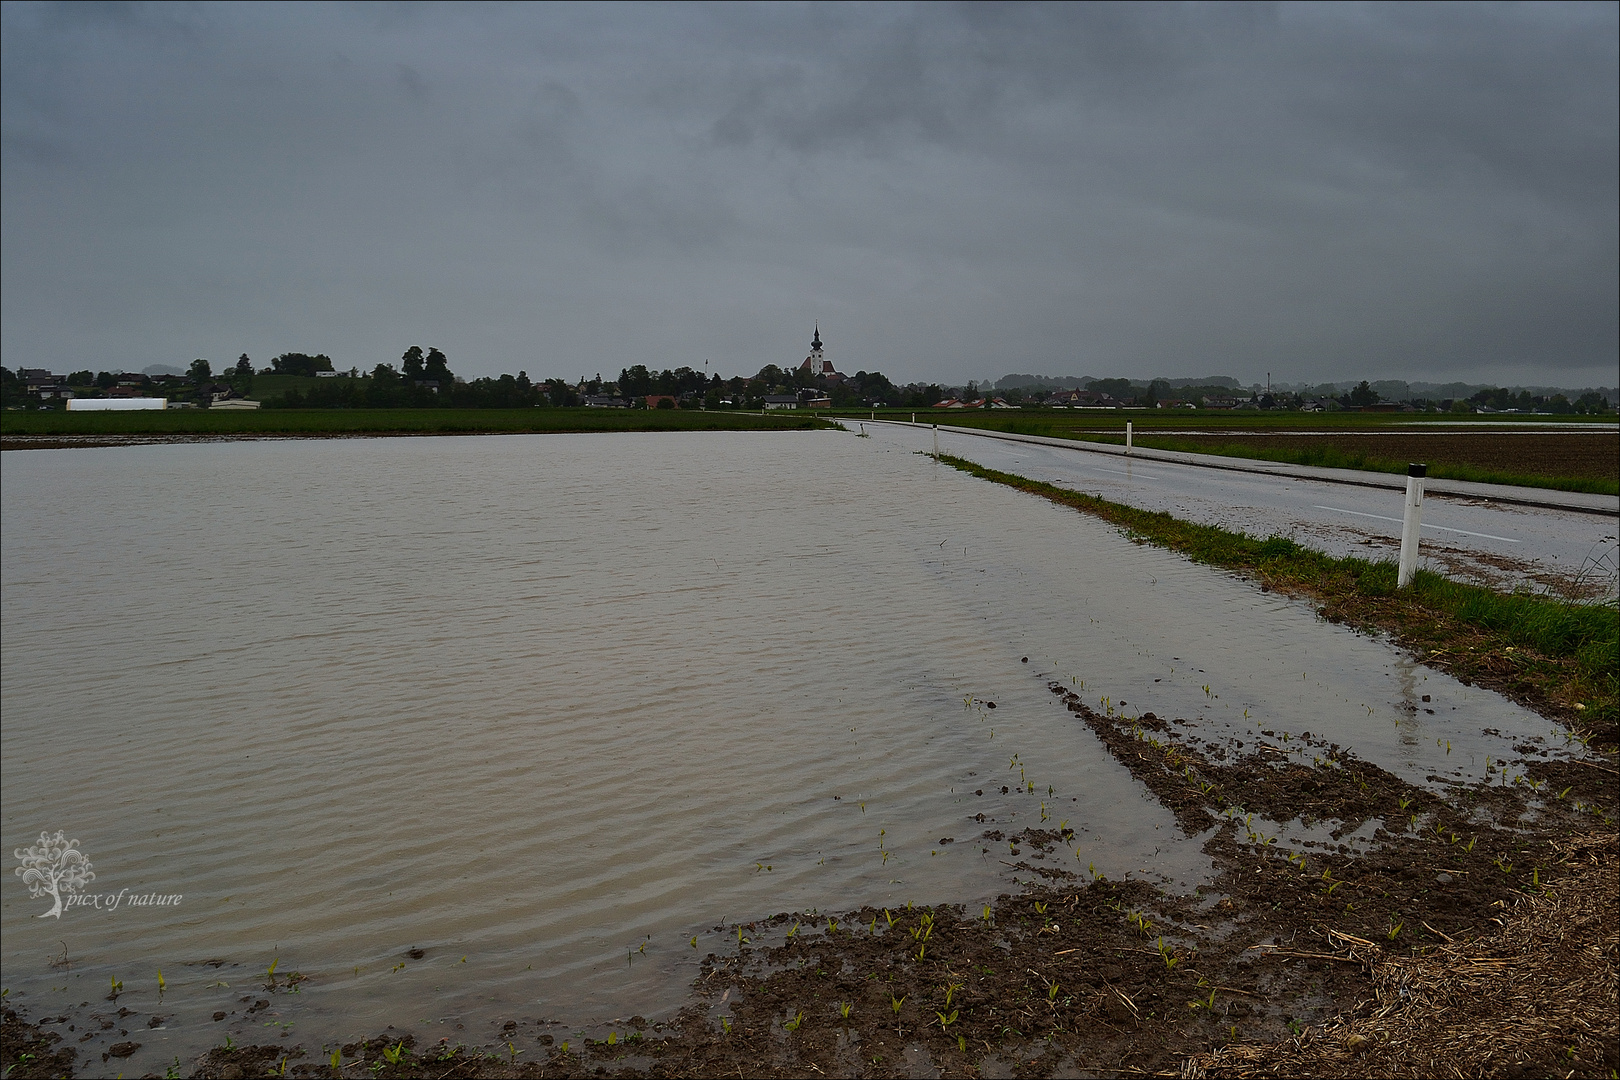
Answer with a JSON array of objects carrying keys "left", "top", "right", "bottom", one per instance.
[
  {"left": 1153, "top": 431, "right": 1619, "bottom": 483},
  {"left": 6, "top": 688, "right": 1614, "bottom": 1079}
]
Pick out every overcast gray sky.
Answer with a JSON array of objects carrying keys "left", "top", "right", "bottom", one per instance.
[{"left": 3, "top": 2, "right": 1615, "bottom": 387}]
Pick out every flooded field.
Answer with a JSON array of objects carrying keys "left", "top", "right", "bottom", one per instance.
[{"left": 0, "top": 430, "right": 1574, "bottom": 1073}]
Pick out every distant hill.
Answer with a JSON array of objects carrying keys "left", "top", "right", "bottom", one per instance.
[
  {"left": 142, "top": 364, "right": 185, "bottom": 376},
  {"left": 995, "top": 373, "right": 1241, "bottom": 391},
  {"left": 998, "top": 373, "right": 1613, "bottom": 403}
]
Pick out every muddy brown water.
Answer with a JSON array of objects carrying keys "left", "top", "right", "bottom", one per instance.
[{"left": 0, "top": 431, "right": 1573, "bottom": 1072}]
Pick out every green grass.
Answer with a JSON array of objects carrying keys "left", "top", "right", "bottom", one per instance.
[
  {"left": 938, "top": 454, "right": 1619, "bottom": 744},
  {"left": 1, "top": 407, "right": 831, "bottom": 437}
]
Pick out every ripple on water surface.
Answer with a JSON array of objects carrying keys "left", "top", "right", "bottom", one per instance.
[{"left": 0, "top": 431, "right": 1557, "bottom": 1059}]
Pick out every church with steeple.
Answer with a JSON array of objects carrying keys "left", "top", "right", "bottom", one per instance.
[{"left": 797, "top": 324, "right": 841, "bottom": 378}]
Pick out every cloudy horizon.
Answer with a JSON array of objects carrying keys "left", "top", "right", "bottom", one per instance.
[{"left": 3, "top": 2, "right": 1616, "bottom": 389}]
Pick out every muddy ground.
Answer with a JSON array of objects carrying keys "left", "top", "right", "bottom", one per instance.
[
  {"left": 5, "top": 683, "right": 1614, "bottom": 1079},
  {"left": 1142, "top": 431, "right": 1619, "bottom": 484}
]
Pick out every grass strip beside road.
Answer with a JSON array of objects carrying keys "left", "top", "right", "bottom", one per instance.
[
  {"left": 940, "top": 453, "right": 1619, "bottom": 746},
  {"left": 0, "top": 407, "right": 832, "bottom": 441}
]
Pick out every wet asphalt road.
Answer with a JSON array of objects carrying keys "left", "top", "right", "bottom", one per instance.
[{"left": 849, "top": 419, "right": 1620, "bottom": 597}]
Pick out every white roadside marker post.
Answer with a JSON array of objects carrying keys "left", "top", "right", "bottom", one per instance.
[
  {"left": 933, "top": 423, "right": 939, "bottom": 460},
  {"left": 1397, "top": 463, "right": 1427, "bottom": 588},
  {"left": 1126, "top": 421, "right": 1133, "bottom": 455}
]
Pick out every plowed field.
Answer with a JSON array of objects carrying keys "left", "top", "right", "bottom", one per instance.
[{"left": 1155, "top": 430, "right": 1617, "bottom": 482}]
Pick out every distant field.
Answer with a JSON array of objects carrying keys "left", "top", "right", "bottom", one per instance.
[
  {"left": 0, "top": 407, "right": 829, "bottom": 443},
  {"left": 1127, "top": 431, "right": 1618, "bottom": 484},
  {"left": 844, "top": 407, "right": 1616, "bottom": 433},
  {"left": 833, "top": 409, "right": 1620, "bottom": 494}
]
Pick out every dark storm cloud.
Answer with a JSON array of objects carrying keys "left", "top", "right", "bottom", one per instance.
[{"left": 2, "top": 1, "right": 1614, "bottom": 387}]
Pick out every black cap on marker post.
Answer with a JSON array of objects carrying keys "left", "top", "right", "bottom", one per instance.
[{"left": 1408, "top": 463, "right": 1427, "bottom": 478}]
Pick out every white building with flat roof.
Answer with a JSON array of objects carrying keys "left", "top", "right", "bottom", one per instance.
[{"left": 66, "top": 398, "right": 168, "bottom": 411}]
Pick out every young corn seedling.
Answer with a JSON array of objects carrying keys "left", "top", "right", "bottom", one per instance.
[
  {"left": 935, "top": 1008, "right": 959, "bottom": 1030},
  {"left": 783, "top": 1010, "right": 805, "bottom": 1033},
  {"left": 1034, "top": 901, "right": 1048, "bottom": 915},
  {"left": 786, "top": 921, "right": 800, "bottom": 939},
  {"left": 890, "top": 993, "right": 907, "bottom": 1017},
  {"left": 838, "top": 1001, "right": 853, "bottom": 1020},
  {"left": 381, "top": 1042, "right": 406, "bottom": 1066},
  {"left": 108, "top": 976, "right": 122, "bottom": 1001},
  {"left": 329, "top": 1049, "right": 342, "bottom": 1070},
  {"left": 157, "top": 969, "right": 166, "bottom": 994},
  {"left": 720, "top": 1017, "right": 732, "bottom": 1036},
  {"left": 982, "top": 904, "right": 993, "bottom": 924}
]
